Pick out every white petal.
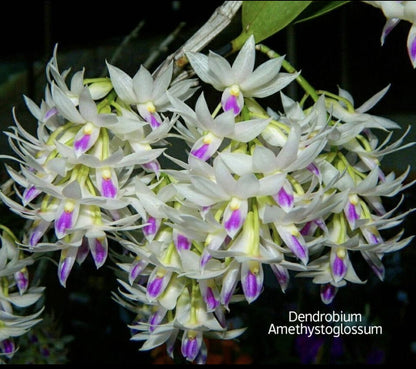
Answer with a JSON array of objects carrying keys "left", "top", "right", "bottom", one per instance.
[
  {"left": 275, "top": 123, "right": 300, "bottom": 169},
  {"left": 152, "top": 62, "right": 173, "bottom": 100},
  {"left": 235, "top": 173, "right": 259, "bottom": 199},
  {"left": 133, "top": 65, "right": 153, "bottom": 102},
  {"left": 208, "top": 51, "right": 234, "bottom": 86},
  {"left": 240, "top": 56, "right": 284, "bottom": 92},
  {"left": 356, "top": 85, "right": 391, "bottom": 113},
  {"left": 252, "top": 146, "right": 276, "bottom": 173},
  {"left": 186, "top": 52, "right": 224, "bottom": 90},
  {"left": 51, "top": 84, "right": 85, "bottom": 124},
  {"left": 214, "top": 157, "right": 237, "bottom": 195},
  {"left": 219, "top": 152, "right": 253, "bottom": 176},
  {"left": 70, "top": 69, "right": 85, "bottom": 95},
  {"left": 247, "top": 72, "right": 299, "bottom": 98},
  {"left": 62, "top": 180, "right": 82, "bottom": 199},
  {"left": 232, "top": 118, "right": 270, "bottom": 142},
  {"left": 232, "top": 34, "right": 256, "bottom": 82},
  {"left": 106, "top": 62, "right": 136, "bottom": 104}
]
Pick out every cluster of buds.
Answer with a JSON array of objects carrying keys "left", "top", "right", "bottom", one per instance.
[
  {"left": 0, "top": 228, "right": 44, "bottom": 363},
  {"left": 0, "top": 34, "right": 414, "bottom": 364}
]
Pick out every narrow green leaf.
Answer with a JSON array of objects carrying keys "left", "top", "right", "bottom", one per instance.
[
  {"left": 232, "top": 1, "right": 312, "bottom": 51},
  {"left": 294, "top": 1, "right": 350, "bottom": 24}
]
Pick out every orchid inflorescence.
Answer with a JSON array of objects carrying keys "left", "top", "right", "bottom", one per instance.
[
  {"left": 0, "top": 25, "right": 414, "bottom": 363},
  {"left": 0, "top": 227, "right": 44, "bottom": 363}
]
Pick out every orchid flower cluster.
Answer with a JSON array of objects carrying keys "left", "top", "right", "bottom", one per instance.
[
  {"left": 0, "top": 228, "right": 44, "bottom": 363},
  {"left": 0, "top": 27, "right": 414, "bottom": 363}
]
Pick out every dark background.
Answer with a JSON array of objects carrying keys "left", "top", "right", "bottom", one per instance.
[{"left": 0, "top": 1, "right": 415, "bottom": 365}]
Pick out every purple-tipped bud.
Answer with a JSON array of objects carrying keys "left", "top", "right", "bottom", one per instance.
[
  {"left": 220, "top": 263, "right": 239, "bottom": 308},
  {"left": 44, "top": 107, "right": 58, "bottom": 121},
  {"left": 270, "top": 264, "right": 289, "bottom": 293},
  {"left": 289, "top": 234, "right": 308, "bottom": 265},
  {"left": 0, "top": 339, "right": 15, "bottom": 356},
  {"left": 100, "top": 170, "right": 117, "bottom": 198},
  {"left": 200, "top": 250, "right": 211, "bottom": 268},
  {"left": 344, "top": 195, "right": 360, "bottom": 230},
  {"left": 300, "top": 221, "right": 316, "bottom": 236},
  {"left": 148, "top": 308, "right": 167, "bottom": 332},
  {"left": 320, "top": 283, "right": 337, "bottom": 305},
  {"left": 195, "top": 341, "right": 208, "bottom": 365},
  {"left": 362, "top": 251, "right": 385, "bottom": 281},
  {"left": 277, "top": 225, "right": 309, "bottom": 264},
  {"left": 369, "top": 233, "right": 381, "bottom": 244},
  {"left": 362, "top": 226, "right": 383, "bottom": 245},
  {"left": 143, "top": 216, "right": 158, "bottom": 237},
  {"left": 204, "top": 287, "right": 219, "bottom": 311},
  {"left": 381, "top": 18, "right": 400, "bottom": 46},
  {"left": 129, "top": 258, "right": 148, "bottom": 285},
  {"left": 181, "top": 331, "right": 202, "bottom": 362},
  {"left": 89, "top": 237, "right": 108, "bottom": 269},
  {"left": 370, "top": 263, "right": 385, "bottom": 281},
  {"left": 138, "top": 102, "right": 162, "bottom": 129},
  {"left": 224, "top": 209, "right": 243, "bottom": 237},
  {"left": 76, "top": 238, "right": 90, "bottom": 265},
  {"left": 191, "top": 143, "right": 210, "bottom": 161},
  {"left": 142, "top": 160, "right": 160, "bottom": 175},
  {"left": 23, "top": 185, "right": 41, "bottom": 205},
  {"left": 74, "top": 133, "right": 91, "bottom": 154},
  {"left": 274, "top": 186, "right": 294, "bottom": 211},
  {"left": 222, "top": 85, "right": 243, "bottom": 115},
  {"left": 174, "top": 233, "right": 191, "bottom": 252},
  {"left": 166, "top": 331, "right": 178, "bottom": 359},
  {"left": 306, "top": 162, "right": 320, "bottom": 177},
  {"left": 244, "top": 271, "right": 259, "bottom": 300},
  {"left": 55, "top": 202, "right": 76, "bottom": 239},
  {"left": 224, "top": 95, "right": 240, "bottom": 115},
  {"left": 58, "top": 251, "right": 76, "bottom": 287},
  {"left": 242, "top": 261, "right": 263, "bottom": 303},
  {"left": 29, "top": 220, "right": 49, "bottom": 247},
  {"left": 147, "top": 270, "right": 171, "bottom": 299},
  {"left": 314, "top": 218, "right": 327, "bottom": 232},
  {"left": 14, "top": 268, "right": 29, "bottom": 295},
  {"left": 200, "top": 232, "right": 227, "bottom": 268},
  {"left": 147, "top": 277, "right": 163, "bottom": 298},
  {"left": 331, "top": 248, "right": 348, "bottom": 283},
  {"left": 149, "top": 114, "right": 162, "bottom": 129},
  {"left": 346, "top": 202, "right": 359, "bottom": 224}
]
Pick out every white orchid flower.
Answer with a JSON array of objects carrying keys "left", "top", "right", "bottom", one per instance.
[
  {"left": 107, "top": 61, "right": 196, "bottom": 129},
  {"left": 186, "top": 35, "right": 299, "bottom": 115}
]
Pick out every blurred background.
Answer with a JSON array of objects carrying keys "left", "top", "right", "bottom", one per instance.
[{"left": 0, "top": 0, "right": 415, "bottom": 365}]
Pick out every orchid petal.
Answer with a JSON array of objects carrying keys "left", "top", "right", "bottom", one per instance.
[
  {"left": 407, "top": 23, "right": 416, "bottom": 68},
  {"left": 320, "top": 283, "right": 337, "bottom": 305},
  {"left": 58, "top": 247, "right": 78, "bottom": 287}
]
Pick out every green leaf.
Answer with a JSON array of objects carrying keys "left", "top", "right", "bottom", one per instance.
[
  {"left": 232, "top": 1, "right": 312, "bottom": 51},
  {"left": 294, "top": 1, "right": 350, "bottom": 24}
]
